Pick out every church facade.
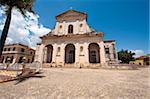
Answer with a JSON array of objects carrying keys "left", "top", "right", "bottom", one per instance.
[{"left": 35, "top": 10, "right": 118, "bottom": 68}]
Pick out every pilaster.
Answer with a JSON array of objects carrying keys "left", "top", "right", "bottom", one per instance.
[
  {"left": 75, "top": 43, "right": 79, "bottom": 67},
  {"left": 99, "top": 41, "right": 107, "bottom": 66},
  {"left": 34, "top": 44, "right": 45, "bottom": 64},
  {"left": 84, "top": 42, "right": 89, "bottom": 66},
  {"left": 60, "top": 43, "right": 65, "bottom": 65},
  {"left": 52, "top": 43, "right": 57, "bottom": 63}
]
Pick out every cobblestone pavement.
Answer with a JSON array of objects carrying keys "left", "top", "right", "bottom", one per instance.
[
  {"left": 0, "top": 70, "right": 19, "bottom": 77},
  {"left": 0, "top": 70, "right": 19, "bottom": 82},
  {"left": 0, "top": 67, "right": 149, "bottom": 99}
]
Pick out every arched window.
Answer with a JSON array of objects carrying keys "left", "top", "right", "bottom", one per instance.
[{"left": 68, "top": 25, "right": 73, "bottom": 33}]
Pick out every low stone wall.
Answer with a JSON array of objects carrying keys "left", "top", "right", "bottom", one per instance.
[
  {"left": 104, "top": 64, "right": 139, "bottom": 70},
  {"left": 42, "top": 63, "right": 103, "bottom": 69}
]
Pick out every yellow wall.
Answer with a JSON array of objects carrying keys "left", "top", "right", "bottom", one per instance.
[{"left": 130, "top": 60, "right": 144, "bottom": 66}]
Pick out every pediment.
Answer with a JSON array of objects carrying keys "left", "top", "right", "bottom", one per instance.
[{"left": 56, "top": 10, "right": 87, "bottom": 22}]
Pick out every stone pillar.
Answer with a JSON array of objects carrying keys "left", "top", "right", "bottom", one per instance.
[
  {"left": 12, "top": 57, "right": 16, "bottom": 64},
  {"left": 43, "top": 47, "right": 47, "bottom": 63},
  {"left": 52, "top": 43, "right": 57, "bottom": 63},
  {"left": 84, "top": 42, "right": 89, "bottom": 67},
  {"left": 76, "top": 20, "right": 79, "bottom": 34},
  {"left": 16, "top": 55, "right": 20, "bottom": 63},
  {"left": 34, "top": 44, "right": 45, "bottom": 64},
  {"left": 99, "top": 41, "right": 107, "bottom": 66},
  {"left": 55, "top": 22, "right": 59, "bottom": 35},
  {"left": 115, "top": 49, "right": 118, "bottom": 62},
  {"left": 109, "top": 45, "right": 114, "bottom": 61},
  {"left": 114, "top": 44, "right": 118, "bottom": 62},
  {"left": 13, "top": 54, "right": 18, "bottom": 64},
  {"left": 60, "top": 43, "right": 65, "bottom": 66},
  {"left": 75, "top": 43, "right": 79, "bottom": 67},
  {"left": 84, "top": 19, "right": 91, "bottom": 33},
  {"left": 63, "top": 21, "right": 66, "bottom": 35}
]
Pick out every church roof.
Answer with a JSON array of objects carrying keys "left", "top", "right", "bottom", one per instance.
[
  {"left": 104, "top": 40, "right": 116, "bottom": 43},
  {"left": 40, "top": 32, "right": 104, "bottom": 39},
  {"left": 56, "top": 10, "right": 87, "bottom": 21},
  {"left": 56, "top": 10, "right": 87, "bottom": 18}
]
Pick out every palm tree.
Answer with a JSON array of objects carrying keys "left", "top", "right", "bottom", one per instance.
[{"left": 0, "top": 0, "right": 35, "bottom": 57}]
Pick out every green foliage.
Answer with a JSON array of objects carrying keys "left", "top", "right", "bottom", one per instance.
[
  {"left": 0, "top": 0, "right": 35, "bottom": 57},
  {"left": 118, "top": 49, "right": 135, "bottom": 63},
  {"left": 0, "top": 0, "right": 35, "bottom": 15},
  {"left": 23, "top": 0, "right": 31, "bottom": 2}
]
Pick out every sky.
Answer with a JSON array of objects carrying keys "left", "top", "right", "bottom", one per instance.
[{"left": 0, "top": 0, "right": 149, "bottom": 57}]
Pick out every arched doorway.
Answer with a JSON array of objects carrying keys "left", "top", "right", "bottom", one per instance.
[
  {"left": 89, "top": 43, "right": 100, "bottom": 63},
  {"left": 46, "top": 44, "right": 53, "bottom": 63},
  {"left": 65, "top": 44, "right": 75, "bottom": 63}
]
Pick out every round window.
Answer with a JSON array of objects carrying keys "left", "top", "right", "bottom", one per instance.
[
  {"left": 60, "top": 25, "right": 62, "bottom": 28},
  {"left": 80, "top": 46, "right": 83, "bottom": 52}
]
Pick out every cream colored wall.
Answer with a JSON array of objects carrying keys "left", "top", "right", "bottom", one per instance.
[
  {"left": 34, "top": 36, "right": 108, "bottom": 67},
  {"left": 104, "top": 42, "right": 118, "bottom": 62},
  {"left": 34, "top": 44, "right": 45, "bottom": 64},
  {"left": 34, "top": 10, "right": 119, "bottom": 67},
  {"left": 130, "top": 60, "right": 144, "bottom": 65},
  {"left": 53, "top": 19, "right": 92, "bottom": 35},
  {"left": 99, "top": 42, "right": 107, "bottom": 66}
]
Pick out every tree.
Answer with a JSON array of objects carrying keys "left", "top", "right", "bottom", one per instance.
[
  {"left": 0, "top": 0, "right": 35, "bottom": 57},
  {"left": 118, "top": 49, "right": 135, "bottom": 64}
]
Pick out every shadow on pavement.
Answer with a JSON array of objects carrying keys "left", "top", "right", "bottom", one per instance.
[{"left": 14, "top": 71, "right": 45, "bottom": 85}]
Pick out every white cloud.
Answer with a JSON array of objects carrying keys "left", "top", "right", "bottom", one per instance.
[
  {"left": 0, "top": 7, "right": 51, "bottom": 49},
  {"left": 131, "top": 50, "right": 145, "bottom": 58},
  {"left": 0, "top": 6, "right": 5, "bottom": 17}
]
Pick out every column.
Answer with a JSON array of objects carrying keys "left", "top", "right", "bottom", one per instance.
[
  {"left": 99, "top": 41, "right": 107, "bottom": 66},
  {"left": 75, "top": 43, "right": 79, "bottom": 67},
  {"left": 60, "top": 43, "right": 65, "bottom": 66},
  {"left": 84, "top": 42, "right": 89, "bottom": 66},
  {"left": 52, "top": 43, "right": 57, "bottom": 63},
  {"left": 76, "top": 20, "right": 79, "bottom": 34},
  {"left": 43, "top": 47, "right": 47, "bottom": 63},
  {"left": 55, "top": 22, "right": 59, "bottom": 35},
  {"left": 63, "top": 21, "right": 66, "bottom": 35},
  {"left": 109, "top": 45, "right": 113, "bottom": 61},
  {"left": 115, "top": 45, "right": 119, "bottom": 62},
  {"left": 12, "top": 56, "right": 16, "bottom": 64},
  {"left": 16, "top": 55, "right": 20, "bottom": 63},
  {"left": 34, "top": 44, "right": 45, "bottom": 64}
]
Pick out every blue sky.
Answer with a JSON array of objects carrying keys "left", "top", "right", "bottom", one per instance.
[
  {"left": 33, "top": 0, "right": 149, "bottom": 54},
  {"left": 0, "top": 0, "right": 149, "bottom": 56}
]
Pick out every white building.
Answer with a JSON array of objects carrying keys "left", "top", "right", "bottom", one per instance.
[{"left": 35, "top": 10, "right": 118, "bottom": 68}]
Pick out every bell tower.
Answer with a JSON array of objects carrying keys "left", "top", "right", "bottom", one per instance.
[{"left": 52, "top": 10, "right": 93, "bottom": 35}]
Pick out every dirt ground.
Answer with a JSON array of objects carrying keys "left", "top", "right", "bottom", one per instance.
[{"left": 0, "top": 67, "right": 149, "bottom": 99}]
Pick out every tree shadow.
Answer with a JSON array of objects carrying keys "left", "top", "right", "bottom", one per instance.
[{"left": 14, "top": 71, "right": 45, "bottom": 85}]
